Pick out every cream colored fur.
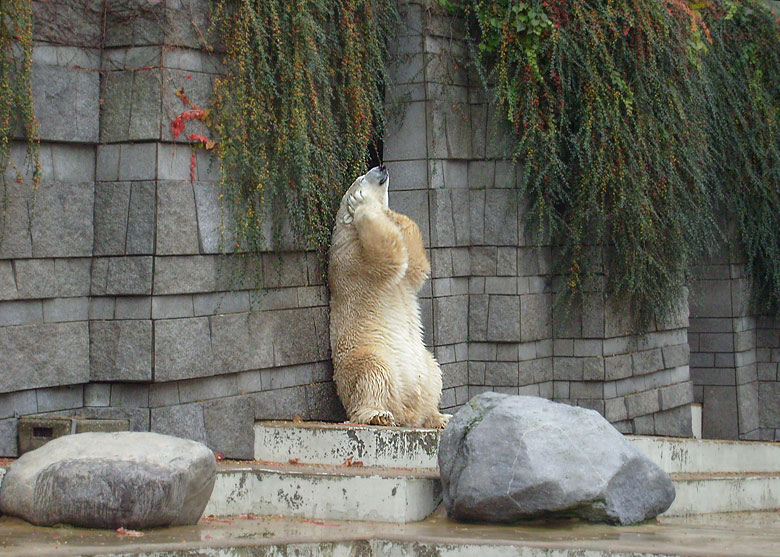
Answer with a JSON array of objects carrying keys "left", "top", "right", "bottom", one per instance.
[{"left": 328, "top": 168, "right": 450, "bottom": 428}]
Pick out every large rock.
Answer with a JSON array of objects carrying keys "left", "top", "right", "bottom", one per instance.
[
  {"left": 439, "top": 393, "right": 675, "bottom": 525},
  {"left": 0, "top": 432, "right": 216, "bottom": 529}
]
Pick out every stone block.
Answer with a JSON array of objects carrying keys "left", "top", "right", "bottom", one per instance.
[
  {"left": 702, "top": 385, "right": 739, "bottom": 439},
  {"left": 149, "top": 382, "right": 180, "bottom": 408},
  {"left": 0, "top": 390, "right": 37, "bottom": 419},
  {"left": 125, "top": 181, "right": 156, "bottom": 254},
  {"left": 110, "top": 384, "right": 149, "bottom": 408},
  {"left": 434, "top": 295, "right": 468, "bottom": 345},
  {"left": 759, "top": 382, "right": 780, "bottom": 428},
  {"left": 210, "top": 312, "right": 273, "bottom": 375},
  {"left": 262, "top": 252, "right": 307, "bottom": 289},
  {"left": 737, "top": 381, "right": 759, "bottom": 435},
  {"left": 625, "top": 389, "right": 661, "bottom": 419},
  {"left": 0, "top": 418, "right": 18, "bottom": 457},
  {"left": 663, "top": 344, "right": 690, "bottom": 369},
  {"left": 150, "top": 403, "right": 207, "bottom": 444},
  {"left": 156, "top": 181, "right": 199, "bottom": 255},
  {"left": 161, "top": 69, "right": 213, "bottom": 142},
  {"left": 84, "top": 383, "right": 111, "bottom": 407},
  {"left": 583, "top": 356, "right": 605, "bottom": 381},
  {"left": 633, "top": 349, "right": 664, "bottom": 376},
  {"left": 486, "top": 295, "right": 520, "bottom": 342},
  {"left": 660, "top": 382, "right": 693, "bottom": 410},
  {"left": 193, "top": 181, "right": 235, "bottom": 254},
  {"left": 385, "top": 160, "right": 428, "bottom": 191},
  {"left": 96, "top": 145, "right": 121, "bottom": 182},
  {"left": 87, "top": 297, "right": 114, "bottom": 320},
  {"left": 521, "top": 294, "right": 551, "bottom": 342},
  {"left": 605, "top": 397, "right": 628, "bottom": 423},
  {"left": 0, "top": 322, "right": 89, "bottom": 393},
  {"left": 42, "top": 298, "right": 89, "bottom": 323},
  {"left": 0, "top": 262, "right": 15, "bottom": 300},
  {"left": 252, "top": 386, "right": 309, "bottom": 421},
  {"left": 699, "top": 332, "right": 734, "bottom": 353},
  {"left": 118, "top": 144, "right": 157, "bottom": 181},
  {"left": 93, "top": 182, "right": 131, "bottom": 255},
  {"left": 427, "top": 100, "right": 471, "bottom": 159},
  {"left": 114, "top": 296, "right": 152, "bottom": 319},
  {"left": 178, "top": 374, "right": 239, "bottom": 404},
  {"left": 689, "top": 280, "right": 732, "bottom": 318},
  {"left": 570, "top": 381, "right": 603, "bottom": 399},
  {"left": 152, "top": 295, "right": 195, "bottom": 319},
  {"left": 485, "top": 362, "right": 518, "bottom": 387},
  {"left": 270, "top": 308, "right": 323, "bottom": 367},
  {"left": 193, "top": 291, "right": 250, "bottom": 316},
  {"left": 469, "top": 190, "right": 485, "bottom": 245},
  {"left": 653, "top": 405, "right": 693, "bottom": 437},
  {"left": 33, "top": 65, "right": 98, "bottom": 143},
  {"left": 91, "top": 257, "right": 153, "bottom": 296},
  {"left": 305, "top": 381, "right": 347, "bottom": 422},
  {"left": 90, "top": 320, "right": 153, "bottom": 382},
  {"left": 384, "top": 102, "right": 427, "bottom": 161},
  {"left": 0, "top": 178, "right": 32, "bottom": 259},
  {"left": 484, "top": 189, "right": 518, "bottom": 246},
  {"left": 30, "top": 182, "right": 94, "bottom": 258},
  {"left": 0, "top": 301, "right": 43, "bottom": 327},
  {"left": 12, "top": 259, "right": 53, "bottom": 299},
  {"left": 470, "top": 247, "right": 496, "bottom": 276},
  {"left": 391, "top": 190, "right": 430, "bottom": 247},
  {"left": 202, "top": 396, "right": 254, "bottom": 459},
  {"left": 36, "top": 385, "right": 84, "bottom": 413},
  {"left": 554, "top": 357, "right": 583, "bottom": 381},
  {"left": 154, "top": 317, "right": 215, "bottom": 382}
]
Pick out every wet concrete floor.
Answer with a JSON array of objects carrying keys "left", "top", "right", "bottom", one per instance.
[{"left": 0, "top": 507, "right": 778, "bottom": 556}]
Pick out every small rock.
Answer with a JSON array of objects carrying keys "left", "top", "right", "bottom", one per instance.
[
  {"left": 0, "top": 432, "right": 216, "bottom": 529},
  {"left": 439, "top": 393, "right": 675, "bottom": 525}
]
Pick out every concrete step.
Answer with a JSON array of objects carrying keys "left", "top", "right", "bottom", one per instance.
[
  {"left": 204, "top": 462, "right": 442, "bottom": 523},
  {"left": 254, "top": 420, "right": 439, "bottom": 469},
  {"left": 666, "top": 472, "right": 780, "bottom": 516},
  {"left": 629, "top": 436, "right": 780, "bottom": 474}
]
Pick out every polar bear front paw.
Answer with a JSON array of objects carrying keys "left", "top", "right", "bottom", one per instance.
[
  {"left": 424, "top": 412, "right": 452, "bottom": 429},
  {"left": 342, "top": 188, "right": 369, "bottom": 225},
  {"left": 365, "top": 410, "right": 396, "bottom": 427}
]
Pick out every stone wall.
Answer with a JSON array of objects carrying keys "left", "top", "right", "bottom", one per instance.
[
  {"left": 1, "top": 0, "right": 776, "bottom": 458},
  {"left": 383, "top": 1, "right": 694, "bottom": 438},
  {"left": 0, "top": 0, "right": 341, "bottom": 460}
]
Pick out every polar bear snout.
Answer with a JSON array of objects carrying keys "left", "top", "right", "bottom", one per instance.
[{"left": 366, "top": 165, "right": 388, "bottom": 185}]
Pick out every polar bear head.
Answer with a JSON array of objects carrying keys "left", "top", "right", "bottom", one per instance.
[{"left": 349, "top": 165, "right": 390, "bottom": 207}]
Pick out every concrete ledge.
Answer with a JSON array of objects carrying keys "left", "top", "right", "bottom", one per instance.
[
  {"left": 628, "top": 435, "right": 780, "bottom": 474},
  {"left": 254, "top": 421, "right": 440, "bottom": 469},
  {"left": 204, "top": 463, "right": 441, "bottom": 523},
  {"left": 666, "top": 473, "right": 780, "bottom": 516}
]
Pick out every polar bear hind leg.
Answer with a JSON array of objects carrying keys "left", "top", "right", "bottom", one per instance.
[{"left": 335, "top": 348, "right": 398, "bottom": 427}]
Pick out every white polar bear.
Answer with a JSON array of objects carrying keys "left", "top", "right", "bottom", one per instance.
[{"left": 328, "top": 165, "right": 450, "bottom": 428}]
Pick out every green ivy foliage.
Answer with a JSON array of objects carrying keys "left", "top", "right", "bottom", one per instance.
[
  {"left": 209, "top": 0, "right": 396, "bottom": 254},
  {"left": 0, "top": 0, "right": 40, "bottom": 245},
  {"left": 444, "top": 0, "right": 780, "bottom": 324}
]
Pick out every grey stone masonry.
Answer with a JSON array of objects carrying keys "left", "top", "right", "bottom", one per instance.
[
  {"left": 2, "top": 0, "right": 777, "bottom": 457},
  {"left": 688, "top": 250, "right": 760, "bottom": 440}
]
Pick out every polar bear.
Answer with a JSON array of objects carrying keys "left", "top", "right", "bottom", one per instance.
[{"left": 328, "top": 165, "right": 450, "bottom": 428}]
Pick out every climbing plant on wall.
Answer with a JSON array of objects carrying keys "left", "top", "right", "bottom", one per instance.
[
  {"left": 444, "top": 0, "right": 780, "bottom": 324},
  {"left": 0, "top": 0, "right": 40, "bottom": 245},
  {"left": 209, "top": 0, "right": 396, "bottom": 254}
]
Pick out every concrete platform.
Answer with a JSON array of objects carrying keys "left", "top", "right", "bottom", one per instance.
[
  {"left": 1, "top": 508, "right": 779, "bottom": 556},
  {"left": 630, "top": 436, "right": 780, "bottom": 474},
  {"left": 204, "top": 462, "right": 442, "bottom": 522},
  {"left": 255, "top": 421, "right": 440, "bottom": 468}
]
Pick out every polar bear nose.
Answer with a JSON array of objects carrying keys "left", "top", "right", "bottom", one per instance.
[{"left": 372, "top": 165, "right": 388, "bottom": 185}]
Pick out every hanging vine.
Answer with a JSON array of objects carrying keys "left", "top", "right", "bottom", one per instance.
[
  {"left": 208, "top": 0, "right": 396, "bottom": 254},
  {"left": 0, "top": 0, "right": 40, "bottom": 247},
  {"left": 444, "top": 0, "right": 780, "bottom": 324}
]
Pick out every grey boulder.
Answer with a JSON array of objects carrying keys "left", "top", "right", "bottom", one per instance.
[
  {"left": 439, "top": 393, "right": 675, "bottom": 525},
  {"left": 0, "top": 431, "right": 216, "bottom": 529}
]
